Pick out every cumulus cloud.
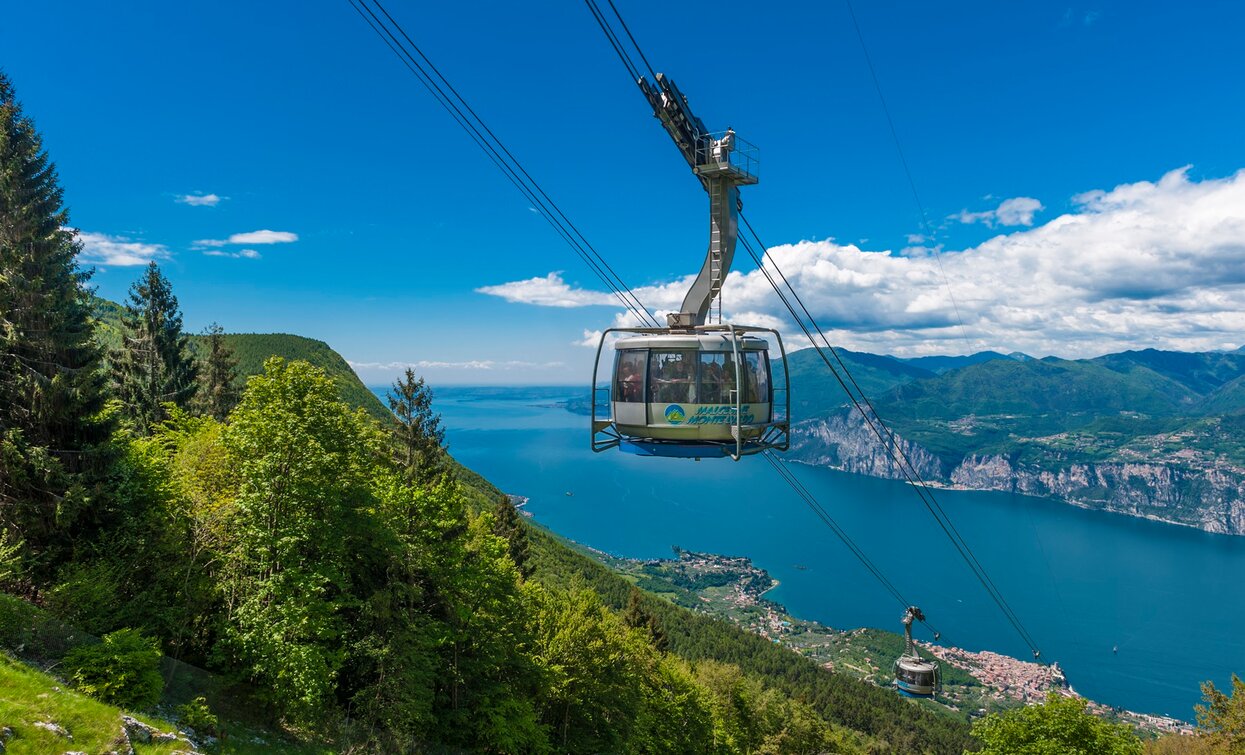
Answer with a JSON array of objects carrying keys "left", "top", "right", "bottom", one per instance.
[
  {"left": 476, "top": 272, "right": 620, "bottom": 308},
  {"left": 348, "top": 359, "right": 564, "bottom": 371},
  {"left": 76, "top": 231, "right": 168, "bottom": 267},
  {"left": 176, "top": 193, "right": 224, "bottom": 207},
  {"left": 955, "top": 196, "right": 1045, "bottom": 227},
  {"left": 204, "top": 248, "right": 261, "bottom": 259},
  {"left": 482, "top": 167, "right": 1245, "bottom": 358},
  {"left": 194, "top": 229, "right": 298, "bottom": 247}
]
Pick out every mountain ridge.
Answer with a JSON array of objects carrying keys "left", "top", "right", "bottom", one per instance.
[{"left": 787, "top": 345, "right": 1245, "bottom": 533}]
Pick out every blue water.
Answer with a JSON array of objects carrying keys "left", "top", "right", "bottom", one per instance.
[{"left": 379, "top": 385, "right": 1245, "bottom": 721}]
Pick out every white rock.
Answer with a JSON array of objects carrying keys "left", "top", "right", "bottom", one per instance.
[{"left": 33, "top": 721, "right": 71, "bottom": 740}]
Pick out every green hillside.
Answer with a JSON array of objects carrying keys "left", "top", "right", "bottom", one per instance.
[
  {"left": 789, "top": 346, "right": 1245, "bottom": 468},
  {"left": 13, "top": 300, "right": 976, "bottom": 752},
  {"left": 213, "top": 333, "right": 389, "bottom": 420},
  {"left": 1093, "top": 348, "right": 1245, "bottom": 396},
  {"left": 787, "top": 346, "right": 933, "bottom": 420},
  {"left": 1198, "top": 374, "right": 1245, "bottom": 416},
  {"left": 899, "top": 350, "right": 1021, "bottom": 374},
  {"left": 526, "top": 528, "right": 975, "bottom": 752},
  {"left": 885, "top": 357, "right": 1189, "bottom": 421},
  {"left": 90, "top": 296, "right": 389, "bottom": 421}
]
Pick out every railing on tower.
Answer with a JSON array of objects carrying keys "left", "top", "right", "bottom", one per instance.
[{"left": 694, "top": 131, "right": 759, "bottom": 183}]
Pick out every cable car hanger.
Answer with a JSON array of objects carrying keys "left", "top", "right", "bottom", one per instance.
[{"left": 588, "top": 69, "right": 790, "bottom": 460}]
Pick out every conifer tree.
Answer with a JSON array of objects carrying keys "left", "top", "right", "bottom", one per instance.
[
  {"left": 491, "top": 494, "right": 532, "bottom": 578},
  {"left": 623, "top": 586, "right": 669, "bottom": 653},
  {"left": 387, "top": 367, "right": 448, "bottom": 484},
  {"left": 193, "top": 322, "right": 240, "bottom": 421},
  {"left": 111, "top": 262, "right": 197, "bottom": 432},
  {"left": 0, "top": 71, "right": 110, "bottom": 553}
]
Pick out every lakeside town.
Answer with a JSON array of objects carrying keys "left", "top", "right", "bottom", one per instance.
[{"left": 586, "top": 544, "right": 1192, "bottom": 735}]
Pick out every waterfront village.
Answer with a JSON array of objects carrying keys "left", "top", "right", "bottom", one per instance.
[{"left": 584, "top": 543, "right": 1192, "bottom": 736}]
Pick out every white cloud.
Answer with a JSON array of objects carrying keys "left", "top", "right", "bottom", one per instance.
[
  {"left": 76, "top": 231, "right": 168, "bottom": 267},
  {"left": 194, "top": 229, "right": 298, "bottom": 247},
  {"left": 348, "top": 359, "right": 564, "bottom": 371},
  {"left": 483, "top": 167, "right": 1245, "bottom": 359},
  {"left": 204, "top": 248, "right": 261, "bottom": 259},
  {"left": 176, "top": 193, "right": 224, "bottom": 207},
  {"left": 476, "top": 272, "right": 620, "bottom": 308},
  {"left": 955, "top": 196, "right": 1044, "bottom": 227}
]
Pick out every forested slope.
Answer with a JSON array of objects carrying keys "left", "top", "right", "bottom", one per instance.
[{"left": 525, "top": 527, "right": 977, "bottom": 753}]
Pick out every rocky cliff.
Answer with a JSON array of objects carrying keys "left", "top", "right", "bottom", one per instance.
[{"left": 790, "top": 412, "right": 1245, "bottom": 535}]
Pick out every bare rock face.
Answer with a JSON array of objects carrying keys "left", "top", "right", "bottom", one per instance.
[
  {"left": 792, "top": 413, "right": 1245, "bottom": 535},
  {"left": 791, "top": 411, "right": 945, "bottom": 481}
]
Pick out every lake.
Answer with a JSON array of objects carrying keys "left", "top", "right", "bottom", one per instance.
[{"left": 377, "top": 384, "right": 1245, "bottom": 721}]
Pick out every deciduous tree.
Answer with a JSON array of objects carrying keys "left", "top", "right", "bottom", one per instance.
[{"left": 971, "top": 692, "right": 1143, "bottom": 755}]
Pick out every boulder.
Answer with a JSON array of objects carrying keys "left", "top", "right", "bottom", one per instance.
[
  {"left": 119, "top": 715, "right": 195, "bottom": 750},
  {"left": 33, "top": 721, "right": 71, "bottom": 740}
]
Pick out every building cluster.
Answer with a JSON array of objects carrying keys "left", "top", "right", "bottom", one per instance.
[
  {"left": 924, "top": 644, "right": 1193, "bottom": 734},
  {"left": 924, "top": 644, "right": 1064, "bottom": 703}
]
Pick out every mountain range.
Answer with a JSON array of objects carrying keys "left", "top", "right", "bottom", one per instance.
[{"left": 787, "top": 346, "right": 1245, "bottom": 534}]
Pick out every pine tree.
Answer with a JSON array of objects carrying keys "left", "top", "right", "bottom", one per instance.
[
  {"left": 623, "top": 586, "right": 669, "bottom": 653},
  {"left": 0, "top": 71, "right": 110, "bottom": 554},
  {"left": 111, "top": 262, "right": 197, "bottom": 432},
  {"left": 491, "top": 494, "right": 532, "bottom": 578},
  {"left": 387, "top": 368, "right": 448, "bottom": 484},
  {"left": 193, "top": 322, "right": 240, "bottom": 421}
]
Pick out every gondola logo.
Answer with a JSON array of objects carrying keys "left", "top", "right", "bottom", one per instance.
[{"left": 664, "top": 404, "right": 686, "bottom": 424}]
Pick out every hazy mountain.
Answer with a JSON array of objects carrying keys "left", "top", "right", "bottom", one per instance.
[
  {"left": 897, "top": 350, "right": 1026, "bottom": 374},
  {"left": 786, "top": 346, "right": 933, "bottom": 421}
]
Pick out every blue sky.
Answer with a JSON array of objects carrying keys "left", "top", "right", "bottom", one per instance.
[{"left": 5, "top": 0, "right": 1245, "bottom": 384}]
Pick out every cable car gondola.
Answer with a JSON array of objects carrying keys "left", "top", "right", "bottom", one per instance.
[
  {"left": 588, "top": 72, "right": 790, "bottom": 460},
  {"left": 894, "top": 606, "right": 941, "bottom": 698},
  {"left": 591, "top": 324, "right": 790, "bottom": 459}
]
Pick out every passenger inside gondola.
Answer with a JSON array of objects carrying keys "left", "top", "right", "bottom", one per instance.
[
  {"left": 699, "top": 352, "right": 729, "bottom": 404},
  {"left": 616, "top": 350, "right": 645, "bottom": 402},
  {"left": 651, "top": 350, "right": 696, "bottom": 403}
]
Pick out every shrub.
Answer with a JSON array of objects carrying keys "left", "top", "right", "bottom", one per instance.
[
  {"left": 176, "top": 696, "right": 220, "bottom": 737},
  {"left": 62, "top": 628, "right": 164, "bottom": 710}
]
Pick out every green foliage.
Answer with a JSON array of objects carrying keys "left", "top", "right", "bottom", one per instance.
[
  {"left": 62, "top": 628, "right": 164, "bottom": 710},
  {"left": 0, "top": 71, "right": 110, "bottom": 571},
  {"left": 193, "top": 322, "right": 241, "bottom": 420},
  {"left": 527, "top": 526, "right": 971, "bottom": 753},
  {"left": 1196, "top": 674, "right": 1245, "bottom": 752},
  {"left": 970, "top": 692, "right": 1143, "bottom": 755},
  {"left": 219, "top": 357, "right": 385, "bottom": 725},
  {"left": 111, "top": 262, "right": 198, "bottom": 432},
  {"left": 0, "top": 529, "right": 22, "bottom": 585},
  {"left": 527, "top": 582, "right": 648, "bottom": 751},
  {"left": 176, "top": 695, "right": 220, "bottom": 737}
]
